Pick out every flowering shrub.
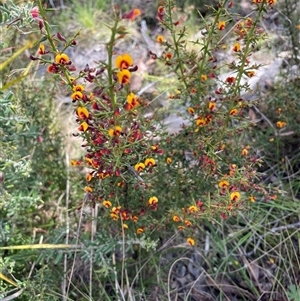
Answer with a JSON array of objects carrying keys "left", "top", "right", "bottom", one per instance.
[{"left": 30, "top": 0, "right": 277, "bottom": 245}]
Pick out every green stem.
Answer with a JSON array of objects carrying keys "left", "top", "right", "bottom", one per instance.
[
  {"left": 197, "top": 2, "right": 226, "bottom": 86},
  {"left": 234, "top": 3, "right": 266, "bottom": 94},
  {"left": 220, "top": 2, "right": 267, "bottom": 140},
  {"left": 166, "top": 0, "right": 188, "bottom": 89},
  {"left": 36, "top": 0, "right": 57, "bottom": 53},
  {"left": 36, "top": 0, "right": 72, "bottom": 86},
  {"left": 106, "top": 18, "right": 120, "bottom": 111}
]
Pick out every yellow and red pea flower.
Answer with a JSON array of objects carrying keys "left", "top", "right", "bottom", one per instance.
[
  {"left": 117, "top": 69, "right": 131, "bottom": 84},
  {"left": 123, "top": 224, "right": 128, "bottom": 229},
  {"left": 73, "top": 84, "right": 85, "bottom": 92},
  {"left": 218, "top": 21, "right": 226, "bottom": 30},
  {"left": 249, "top": 196, "right": 256, "bottom": 203},
  {"left": 115, "top": 53, "right": 133, "bottom": 70},
  {"left": 125, "top": 92, "right": 139, "bottom": 110},
  {"left": 156, "top": 35, "right": 165, "bottom": 43},
  {"left": 85, "top": 157, "right": 93, "bottom": 166},
  {"left": 111, "top": 206, "right": 121, "bottom": 214},
  {"left": 38, "top": 43, "right": 46, "bottom": 55},
  {"left": 247, "top": 71, "right": 255, "bottom": 77},
  {"left": 151, "top": 144, "right": 164, "bottom": 154},
  {"left": 208, "top": 102, "right": 216, "bottom": 111},
  {"left": 137, "top": 227, "right": 144, "bottom": 234},
  {"left": 184, "top": 220, "right": 192, "bottom": 227},
  {"left": 47, "top": 64, "right": 59, "bottom": 73},
  {"left": 157, "top": 6, "right": 165, "bottom": 22},
  {"left": 71, "top": 91, "right": 84, "bottom": 101},
  {"left": 166, "top": 157, "right": 172, "bottom": 164},
  {"left": 117, "top": 181, "right": 125, "bottom": 187},
  {"left": 145, "top": 158, "right": 156, "bottom": 168},
  {"left": 187, "top": 238, "right": 195, "bottom": 246},
  {"left": 121, "top": 211, "right": 130, "bottom": 221},
  {"left": 165, "top": 52, "right": 173, "bottom": 60},
  {"left": 229, "top": 164, "right": 237, "bottom": 176},
  {"left": 219, "top": 180, "right": 229, "bottom": 189},
  {"left": 131, "top": 215, "right": 138, "bottom": 222},
  {"left": 110, "top": 212, "right": 118, "bottom": 220},
  {"left": 134, "top": 162, "right": 145, "bottom": 172},
  {"left": 157, "top": 6, "right": 165, "bottom": 14},
  {"left": 84, "top": 186, "right": 93, "bottom": 193},
  {"left": 98, "top": 171, "right": 110, "bottom": 179},
  {"left": 241, "top": 148, "right": 248, "bottom": 156},
  {"left": 196, "top": 117, "right": 206, "bottom": 127},
  {"left": 55, "top": 53, "right": 69, "bottom": 64},
  {"left": 233, "top": 42, "right": 241, "bottom": 52},
  {"left": 245, "top": 18, "right": 253, "bottom": 27},
  {"left": 276, "top": 121, "right": 287, "bottom": 128},
  {"left": 205, "top": 114, "right": 213, "bottom": 124},
  {"left": 188, "top": 205, "right": 198, "bottom": 213},
  {"left": 78, "top": 121, "right": 89, "bottom": 132},
  {"left": 201, "top": 74, "right": 207, "bottom": 81},
  {"left": 173, "top": 215, "right": 181, "bottom": 222},
  {"left": 266, "top": 0, "right": 276, "bottom": 5},
  {"left": 86, "top": 172, "right": 93, "bottom": 182},
  {"left": 230, "top": 108, "right": 239, "bottom": 116},
  {"left": 77, "top": 106, "right": 89, "bottom": 119},
  {"left": 148, "top": 196, "right": 158, "bottom": 206},
  {"left": 127, "top": 92, "right": 139, "bottom": 105},
  {"left": 187, "top": 107, "right": 195, "bottom": 115},
  {"left": 70, "top": 159, "right": 81, "bottom": 166},
  {"left": 178, "top": 225, "right": 185, "bottom": 231},
  {"left": 108, "top": 126, "right": 122, "bottom": 137},
  {"left": 230, "top": 191, "right": 241, "bottom": 202},
  {"left": 103, "top": 200, "right": 112, "bottom": 208}
]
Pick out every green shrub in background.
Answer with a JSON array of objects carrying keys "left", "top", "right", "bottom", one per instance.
[
  {"left": 0, "top": 2, "right": 68, "bottom": 296},
  {"left": 0, "top": 82, "right": 68, "bottom": 292}
]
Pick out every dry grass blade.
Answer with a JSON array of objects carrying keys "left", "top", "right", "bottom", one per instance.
[
  {"left": 0, "top": 289, "right": 24, "bottom": 301},
  {"left": 0, "top": 244, "right": 80, "bottom": 250},
  {"left": 205, "top": 276, "right": 257, "bottom": 300}
]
